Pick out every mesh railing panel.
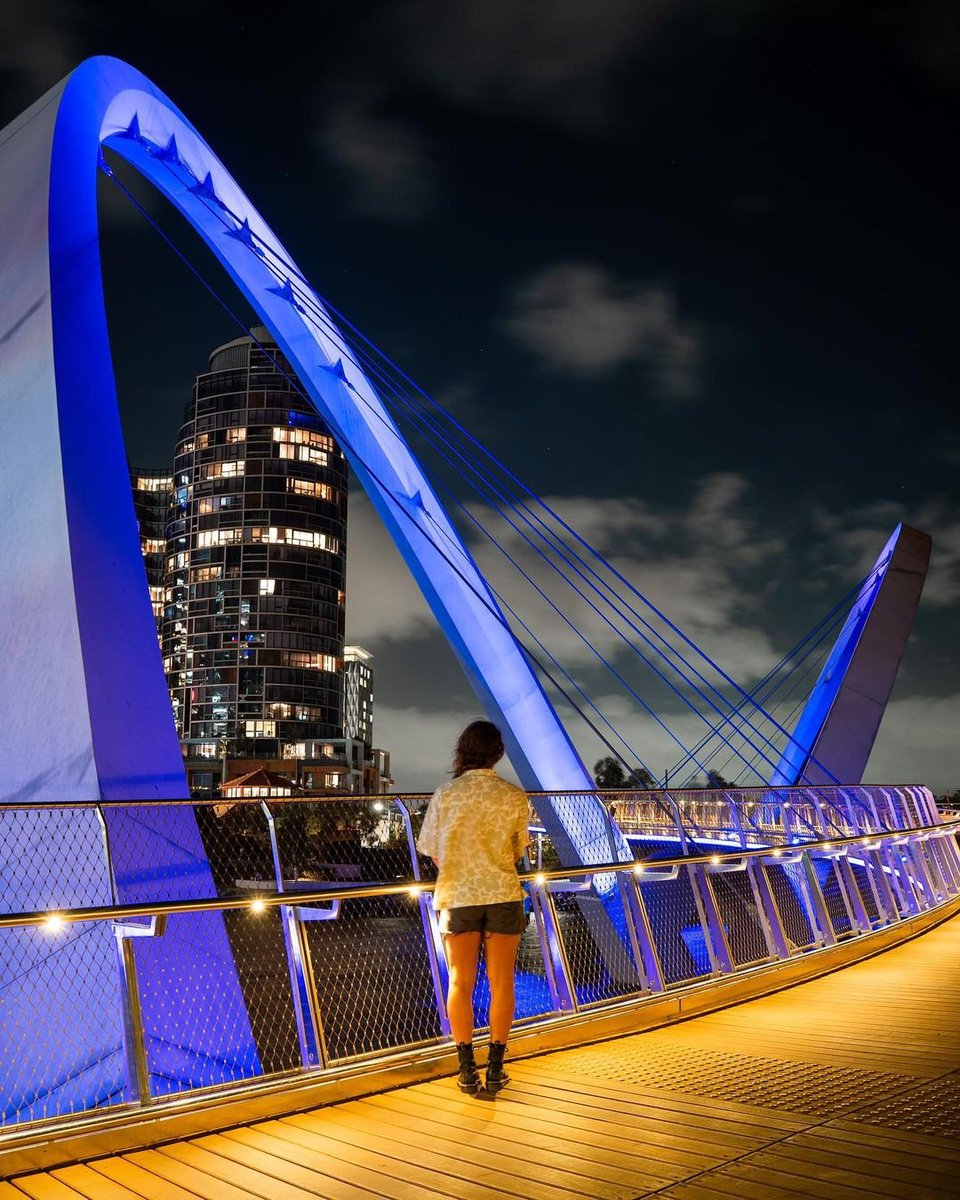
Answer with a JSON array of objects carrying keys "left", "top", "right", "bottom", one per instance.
[
  {"left": 639, "top": 870, "right": 714, "bottom": 986},
  {"left": 846, "top": 855, "right": 883, "bottom": 926},
  {"left": 817, "top": 859, "right": 855, "bottom": 936},
  {"left": 709, "top": 869, "right": 773, "bottom": 967},
  {"left": 0, "top": 922, "right": 124, "bottom": 1127},
  {"left": 0, "top": 808, "right": 114, "bottom": 912},
  {"left": 305, "top": 894, "right": 442, "bottom": 1062},
  {"left": 135, "top": 909, "right": 264, "bottom": 1097},
  {"left": 764, "top": 861, "right": 819, "bottom": 951},
  {"left": 551, "top": 886, "right": 644, "bottom": 1007}
]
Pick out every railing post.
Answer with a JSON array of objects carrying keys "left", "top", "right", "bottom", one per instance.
[
  {"left": 688, "top": 862, "right": 734, "bottom": 975},
  {"left": 623, "top": 871, "right": 665, "bottom": 991},
  {"left": 799, "top": 851, "right": 837, "bottom": 947},
  {"left": 603, "top": 796, "right": 661, "bottom": 992},
  {"left": 534, "top": 883, "right": 578, "bottom": 1013},
  {"left": 729, "top": 800, "right": 790, "bottom": 960},
  {"left": 113, "top": 925, "right": 153, "bottom": 1106},
  {"left": 396, "top": 798, "right": 450, "bottom": 1037},
  {"left": 262, "top": 801, "right": 326, "bottom": 1069}
]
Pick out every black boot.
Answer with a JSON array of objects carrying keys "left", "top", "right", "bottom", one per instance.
[
  {"left": 456, "top": 1042, "right": 480, "bottom": 1093},
  {"left": 486, "top": 1041, "right": 509, "bottom": 1093}
]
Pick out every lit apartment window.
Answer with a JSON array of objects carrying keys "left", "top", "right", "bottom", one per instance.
[
  {"left": 196, "top": 528, "right": 242, "bottom": 548},
  {"left": 282, "top": 651, "right": 339, "bottom": 671},
  {"left": 259, "top": 579, "right": 276, "bottom": 595},
  {"left": 272, "top": 427, "right": 334, "bottom": 450},
  {"left": 284, "top": 528, "right": 337, "bottom": 551},
  {"left": 225, "top": 427, "right": 246, "bottom": 443},
  {"left": 278, "top": 443, "right": 329, "bottom": 466},
  {"left": 244, "top": 720, "right": 276, "bottom": 738},
  {"left": 191, "top": 565, "right": 222, "bottom": 582},
  {"left": 287, "top": 478, "right": 334, "bottom": 501},
  {"left": 199, "top": 461, "right": 245, "bottom": 480},
  {"left": 136, "top": 476, "right": 172, "bottom": 492},
  {"left": 248, "top": 527, "right": 280, "bottom": 544}
]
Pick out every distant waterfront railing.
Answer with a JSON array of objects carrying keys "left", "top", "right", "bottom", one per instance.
[{"left": 1, "top": 783, "right": 958, "bottom": 1137}]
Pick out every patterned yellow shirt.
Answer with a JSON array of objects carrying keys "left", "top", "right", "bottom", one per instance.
[{"left": 417, "top": 769, "right": 531, "bottom": 911}]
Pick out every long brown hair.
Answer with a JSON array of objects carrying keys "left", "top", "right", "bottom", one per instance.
[{"left": 452, "top": 720, "right": 504, "bottom": 777}]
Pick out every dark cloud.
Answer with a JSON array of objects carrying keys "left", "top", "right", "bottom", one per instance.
[{"left": 502, "top": 263, "right": 701, "bottom": 398}]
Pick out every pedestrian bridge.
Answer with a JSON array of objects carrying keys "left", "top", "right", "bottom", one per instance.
[
  {"left": 1, "top": 786, "right": 958, "bottom": 1196},
  {"left": 7, "top": 909, "right": 959, "bottom": 1200}
]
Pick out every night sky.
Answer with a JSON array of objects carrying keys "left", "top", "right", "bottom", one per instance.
[{"left": 2, "top": 1, "right": 957, "bottom": 791}]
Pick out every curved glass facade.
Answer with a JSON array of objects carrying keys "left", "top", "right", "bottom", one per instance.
[{"left": 162, "top": 327, "right": 348, "bottom": 759}]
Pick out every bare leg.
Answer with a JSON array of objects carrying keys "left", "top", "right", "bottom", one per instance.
[
  {"left": 444, "top": 931, "right": 481, "bottom": 1044},
  {"left": 484, "top": 931, "right": 522, "bottom": 1043}
]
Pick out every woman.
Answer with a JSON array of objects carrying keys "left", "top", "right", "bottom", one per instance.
[{"left": 417, "top": 719, "right": 530, "bottom": 1094}]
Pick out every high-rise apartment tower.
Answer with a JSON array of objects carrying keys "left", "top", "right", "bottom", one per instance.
[
  {"left": 162, "top": 327, "right": 348, "bottom": 760},
  {"left": 343, "top": 644, "right": 374, "bottom": 750},
  {"left": 130, "top": 468, "right": 173, "bottom": 632}
]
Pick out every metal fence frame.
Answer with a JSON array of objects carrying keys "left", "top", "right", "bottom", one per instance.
[{"left": 2, "top": 784, "right": 958, "bottom": 1136}]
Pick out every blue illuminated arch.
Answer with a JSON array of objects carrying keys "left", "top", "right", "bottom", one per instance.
[
  {"left": 0, "top": 57, "right": 626, "bottom": 1115},
  {"left": 772, "top": 523, "right": 931, "bottom": 787}
]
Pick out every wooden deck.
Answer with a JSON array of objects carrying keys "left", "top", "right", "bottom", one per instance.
[{"left": 5, "top": 915, "right": 960, "bottom": 1199}]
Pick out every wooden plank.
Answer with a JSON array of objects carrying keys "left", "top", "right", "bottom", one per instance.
[
  {"left": 721, "top": 1158, "right": 921, "bottom": 1199},
  {"left": 814, "top": 1121, "right": 960, "bottom": 1163},
  {"left": 268, "top": 1113, "right": 551, "bottom": 1200},
  {"left": 656, "top": 1177, "right": 780, "bottom": 1200},
  {"left": 82, "top": 1157, "right": 211, "bottom": 1200},
  {"left": 784, "top": 1130, "right": 960, "bottom": 1177},
  {"left": 755, "top": 1140, "right": 959, "bottom": 1193},
  {"left": 283, "top": 1104, "right": 623, "bottom": 1200},
  {"left": 353, "top": 1092, "right": 667, "bottom": 1198},
  {"left": 3, "top": 1179, "right": 84, "bottom": 1200},
  {"left": 48, "top": 1165, "right": 145, "bottom": 1200},
  {"left": 359, "top": 1086, "right": 681, "bottom": 1189},
  {"left": 223, "top": 1123, "right": 490, "bottom": 1200},
  {"left": 512, "top": 1064, "right": 810, "bottom": 1132},
  {"left": 414, "top": 1078, "right": 727, "bottom": 1171},
  {"left": 156, "top": 1143, "right": 318, "bottom": 1200},
  {"left": 503, "top": 1067, "right": 809, "bottom": 1137},
  {"left": 122, "top": 1148, "right": 265, "bottom": 1200},
  {"left": 423, "top": 1079, "right": 757, "bottom": 1166},
  {"left": 176, "top": 1132, "right": 385, "bottom": 1200}
]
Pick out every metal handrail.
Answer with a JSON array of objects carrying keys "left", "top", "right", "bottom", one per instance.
[
  {"left": 0, "top": 781, "right": 939, "bottom": 810},
  {"left": 2, "top": 817, "right": 956, "bottom": 932}
]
